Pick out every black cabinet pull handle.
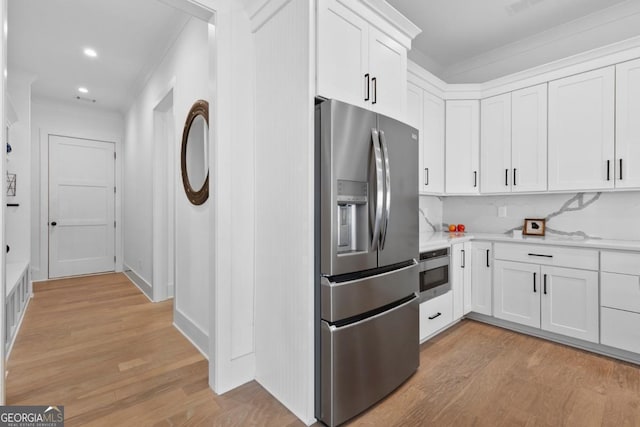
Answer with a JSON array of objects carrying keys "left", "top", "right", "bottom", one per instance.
[
  {"left": 364, "top": 73, "right": 370, "bottom": 101},
  {"left": 424, "top": 168, "right": 429, "bottom": 186},
  {"left": 543, "top": 274, "right": 547, "bottom": 295},
  {"left": 428, "top": 312, "right": 442, "bottom": 320},
  {"left": 513, "top": 168, "right": 517, "bottom": 186},
  {"left": 461, "top": 249, "right": 465, "bottom": 268},
  {"left": 505, "top": 169, "right": 508, "bottom": 186},
  {"left": 474, "top": 171, "right": 477, "bottom": 188},
  {"left": 607, "top": 160, "right": 611, "bottom": 181},
  {"left": 486, "top": 249, "right": 490, "bottom": 267},
  {"left": 51, "top": 221, "right": 58, "bottom": 227},
  {"left": 620, "top": 159, "right": 623, "bottom": 180},
  {"left": 528, "top": 253, "right": 553, "bottom": 258},
  {"left": 372, "top": 77, "right": 377, "bottom": 104},
  {"left": 533, "top": 272, "right": 537, "bottom": 293}
]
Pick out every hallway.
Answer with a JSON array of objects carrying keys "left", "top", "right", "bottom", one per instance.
[{"left": 5, "top": 274, "right": 301, "bottom": 426}]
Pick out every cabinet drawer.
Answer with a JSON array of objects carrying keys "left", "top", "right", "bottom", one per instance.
[
  {"left": 601, "top": 272, "right": 640, "bottom": 313},
  {"left": 601, "top": 251, "right": 640, "bottom": 275},
  {"left": 601, "top": 307, "right": 640, "bottom": 354},
  {"left": 419, "top": 291, "right": 453, "bottom": 341},
  {"left": 494, "top": 243, "right": 598, "bottom": 270}
]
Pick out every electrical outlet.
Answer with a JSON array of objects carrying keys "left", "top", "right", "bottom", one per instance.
[{"left": 498, "top": 206, "right": 507, "bottom": 217}]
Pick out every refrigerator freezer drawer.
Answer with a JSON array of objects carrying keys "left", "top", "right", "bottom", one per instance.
[
  {"left": 320, "top": 296, "right": 419, "bottom": 427},
  {"left": 321, "top": 261, "right": 418, "bottom": 322}
]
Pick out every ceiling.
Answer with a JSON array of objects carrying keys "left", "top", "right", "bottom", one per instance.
[
  {"left": 8, "top": 0, "right": 191, "bottom": 112},
  {"left": 9, "top": 1, "right": 640, "bottom": 105},
  {"left": 387, "top": 0, "right": 640, "bottom": 83}
]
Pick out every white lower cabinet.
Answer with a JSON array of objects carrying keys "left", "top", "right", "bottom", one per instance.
[
  {"left": 540, "top": 266, "right": 599, "bottom": 343},
  {"left": 601, "top": 308, "right": 640, "bottom": 354},
  {"left": 493, "top": 246, "right": 599, "bottom": 343},
  {"left": 451, "top": 242, "right": 472, "bottom": 319},
  {"left": 470, "top": 242, "right": 492, "bottom": 316},
  {"left": 494, "top": 260, "right": 540, "bottom": 328},
  {"left": 600, "top": 251, "right": 640, "bottom": 353},
  {"left": 419, "top": 291, "right": 453, "bottom": 342}
]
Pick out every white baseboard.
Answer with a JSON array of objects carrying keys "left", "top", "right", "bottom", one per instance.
[
  {"left": 123, "top": 265, "right": 153, "bottom": 301},
  {"left": 173, "top": 309, "right": 209, "bottom": 360}
]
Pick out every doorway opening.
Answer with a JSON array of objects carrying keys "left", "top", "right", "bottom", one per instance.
[{"left": 153, "top": 89, "right": 176, "bottom": 301}]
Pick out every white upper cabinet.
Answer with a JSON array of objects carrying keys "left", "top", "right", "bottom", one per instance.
[
  {"left": 548, "top": 66, "right": 615, "bottom": 191},
  {"left": 445, "top": 100, "right": 480, "bottom": 194},
  {"left": 480, "top": 93, "right": 512, "bottom": 193},
  {"left": 407, "top": 82, "right": 424, "bottom": 191},
  {"left": 616, "top": 58, "right": 640, "bottom": 188},
  {"left": 511, "top": 84, "right": 548, "bottom": 192},
  {"left": 407, "top": 77, "right": 445, "bottom": 195},
  {"left": 368, "top": 26, "right": 406, "bottom": 118},
  {"left": 317, "top": 0, "right": 369, "bottom": 109},
  {"left": 317, "top": 0, "right": 417, "bottom": 120},
  {"left": 422, "top": 91, "right": 445, "bottom": 194}
]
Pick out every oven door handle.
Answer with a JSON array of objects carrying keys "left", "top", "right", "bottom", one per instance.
[{"left": 420, "top": 256, "right": 450, "bottom": 270}]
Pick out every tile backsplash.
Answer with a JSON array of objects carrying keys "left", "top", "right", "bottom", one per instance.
[{"left": 420, "top": 192, "right": 640, "bottom": 241}]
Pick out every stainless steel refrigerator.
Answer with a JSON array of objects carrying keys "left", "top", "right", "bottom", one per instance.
[{"left": 315, "top": 99, "right": 419, "bottom": 426}]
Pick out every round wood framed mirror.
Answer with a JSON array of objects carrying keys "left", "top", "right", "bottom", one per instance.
[{"left": 181, "top": 100, "right": 209, "bottom": 205}]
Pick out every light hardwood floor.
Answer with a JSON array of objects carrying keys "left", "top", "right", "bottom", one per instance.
[
  {"left": 7, "top": 273, "right": 640, "bottom": 426},
  {"left": 7, "top": 273, "right": 302, "bottom": 426}
]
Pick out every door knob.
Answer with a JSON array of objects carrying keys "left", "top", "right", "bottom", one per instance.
[{"left": 50, "top": 221, "right": 57, "bottom": 226}]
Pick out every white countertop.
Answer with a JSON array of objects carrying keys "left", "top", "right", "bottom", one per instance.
[{"left": 420, "top": 231, "right": 640, "bottom": 253}]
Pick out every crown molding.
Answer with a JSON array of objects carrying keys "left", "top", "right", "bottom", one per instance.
[
  {"left": 335, "top": 0, "right": 420, "bottom": 49},
  {"left": 479, "top": 34, "right": 640, "bottom": 98},
  {"left": 410, "top": 33, "right": 640, "bottom": 101},
  {"left": 440, "top": 0, "right": 640, "bottom": 84}
]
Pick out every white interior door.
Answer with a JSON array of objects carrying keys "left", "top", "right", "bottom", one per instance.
[{"left": 49, "top": 135, "right": 115, "bottom": 278}]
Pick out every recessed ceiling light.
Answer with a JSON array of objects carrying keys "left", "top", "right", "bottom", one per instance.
[
  {"left": 78, "top": 87, "right": 89, "bottom": 94},
  {"left": 83, "top": 48, "right": 97, "bottom": 58}
]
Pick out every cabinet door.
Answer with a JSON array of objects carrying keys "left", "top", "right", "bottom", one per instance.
[
  {"left": 540, "top": 266, "right": 599, "bottom": 343},
  {"left": 470, "top": 242, "right": 492, "bottom": 316},
  {"left": 317, "top": 0, "right": 369, "bottom": 109},
  {"left": 493, "top": 260, "right": 540, "bottom": 328},
  {"left": 481, "top": 93, "right": 512, "bottom": 193},
  {"left": 407, "top": 83, "right": 424, "bottom": 192},
  {"left": 616, "top": 58, "right": 640, "bottom": 188},
  {"left": 462, "top": 242, "right": 472, "bottom": 315},
  {"left": 512, "top": 84, "right": 547, "bottom": 192},
  {"left": 548, "top": 67, "right": 615, "bottom": 191},
  {"left": 422, "top": 91, "right": 445, "bottom": 194},
  {"left": 445, "top": 100, "right": 480, "bottom": 194},
  {"left": 368, "top": 26, "right": 406, "bottom": 120},
  {"left": 451, "top": 243, "right": 467, "bottom": 320}
]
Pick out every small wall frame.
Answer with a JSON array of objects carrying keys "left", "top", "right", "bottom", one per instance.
[{"left": 523, "top": 218, "right": 546, "bottom": 236}]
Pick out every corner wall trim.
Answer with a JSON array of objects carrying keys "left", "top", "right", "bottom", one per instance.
[
  {"left": 174, "top": 309, "right": 209, "bottom": 359},
  {"left": 123, "top": 265, "right": 153, "bottom": 301}
]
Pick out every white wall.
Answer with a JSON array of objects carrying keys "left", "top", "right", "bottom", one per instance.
[
  {"left": 30, "top": 98, "right": 124, "bottom": 281},
  {"left": 123, "top": 17, "right": 210, "bottom": 352},
  {"left": 6, "top": 73, "right": 33, "bottom": 264},
  {"left": 442, "top": 192, "right": 640, "bottom": 240},
  {"left": 253, "top": 0, "right": 315, "bottom": 424}
]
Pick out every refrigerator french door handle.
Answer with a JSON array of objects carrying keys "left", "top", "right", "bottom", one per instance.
[
  {"left": 379, "top": 130, "right": 391, "bottom": 250},
  {"left": 370, "top": 128, "right": 384, "bottom": 251}
]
